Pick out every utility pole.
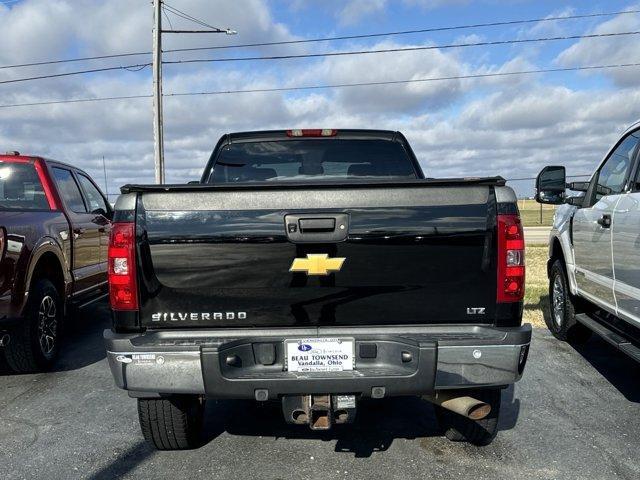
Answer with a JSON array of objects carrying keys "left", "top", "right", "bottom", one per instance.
[
  {"left": 152, "top": 0, "right": 165, "bottom": 184},
  {"left": 151, "top": 2, "right": 236, "bottom": 184}
]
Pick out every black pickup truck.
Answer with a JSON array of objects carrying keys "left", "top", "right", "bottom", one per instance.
[
  {"left": 104, "top": 129, "right": 531, "bottom": 449},
  {"left": 1, "top": 153, "right": 112, "bottom": 372}
]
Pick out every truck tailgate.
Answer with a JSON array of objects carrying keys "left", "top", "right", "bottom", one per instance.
[{"left": 134, "top": 183, "right": 498, "bottom": 328}]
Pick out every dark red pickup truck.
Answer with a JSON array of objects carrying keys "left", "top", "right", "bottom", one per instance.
[{"left": 0, "top": 152, "right": 112, "bottom": 372}]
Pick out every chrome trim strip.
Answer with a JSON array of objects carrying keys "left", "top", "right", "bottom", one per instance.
[
  {"left": 70, "top": 281, "right": 108, "bottom": 298},
  {"left": 75, "top": 292, "right": 108, "bottom": 310}
]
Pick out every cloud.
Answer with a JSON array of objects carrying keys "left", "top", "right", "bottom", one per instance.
[
  {"left": 403, "top": 0, "right": 471, "bottom": 10},
  {"left": 1, "top": 0, "right": 640, "bottom": 200},
  {"left": 289, "top": 40, "right": 468, "bottom": 114},
  {"left": 0, "top": 0, "right": 302, "bottom": 191},
  {"left": 0, "top": 0, "right": 300, "bottom": 70},
  {"left": 0, "top": 0, "right": 75, "bottom": 65},
  {"left": 555, "top": 8, "right": 640, "bottom": 87},
  {"left": 401, "top": 85, "right": 640, "bottom": 196},
  {"left": 338, "top": 0, "right": 387, "bottom": 26},
  {"left": 336, "top": 0, "right": 470, "bottom": 26},
  {"left": 518, "top": 6, "right": 575, "bottom": 38}
]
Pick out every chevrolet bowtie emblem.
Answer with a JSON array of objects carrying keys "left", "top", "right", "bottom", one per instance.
[{"left": 289, "top": 254, "right": 346, "bottom": 276}]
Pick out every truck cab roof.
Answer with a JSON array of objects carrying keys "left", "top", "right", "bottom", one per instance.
[
  {"left": 0, "top": 153, "right": 91, "bottom": 177},
  {"left": 224, "top": 129, "right": 402, "bottom": 143}
]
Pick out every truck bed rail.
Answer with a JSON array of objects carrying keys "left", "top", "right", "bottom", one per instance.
[{"left": 120, "top": 176, "right": 506, "bottom": 194}]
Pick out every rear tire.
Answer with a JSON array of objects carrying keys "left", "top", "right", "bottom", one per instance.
[
  {"left": 4, "top": 279, "right": 61, "bottom": 373},
  {"left": 435, "top": 388, "right": 501, "bottom": 446},
  {"left": 138, "top": 395, "right": 204, "bottom": 450},
  {"left": 548, "top": 260, "right": 592, "bottom": 344}
]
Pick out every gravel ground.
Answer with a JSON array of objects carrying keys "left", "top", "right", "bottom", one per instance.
[{"left": 1, "top": 302, "right": 638, "bottom": 480}]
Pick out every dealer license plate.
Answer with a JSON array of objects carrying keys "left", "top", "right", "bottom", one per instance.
[{"left": 284, "top": 338, "right": 355, "bottom": 373}]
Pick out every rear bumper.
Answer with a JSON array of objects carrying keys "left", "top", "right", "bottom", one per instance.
[{"left": 104, "top": 324, "right": 531, "bottom": 399}]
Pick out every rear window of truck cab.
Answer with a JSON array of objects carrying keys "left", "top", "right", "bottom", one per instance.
[
  {"left": 0, "top": 161, "right": 50, "bottom": 210},
  {"left": 209, "top": 139, "right": 418, "bottom": 183}
]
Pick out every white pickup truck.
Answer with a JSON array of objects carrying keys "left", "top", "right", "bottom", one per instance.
[{"left": 536, "top": 120, "right": 640, "bottom": 361}]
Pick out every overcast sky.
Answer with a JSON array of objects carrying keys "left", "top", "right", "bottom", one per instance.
[{"left": 1, "top": 0, "right": 639, "bottom": 197}]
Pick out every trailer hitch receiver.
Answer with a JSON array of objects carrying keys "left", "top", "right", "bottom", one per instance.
[{"left": 282, "top": 394, "right": 357, "bottom": 429}]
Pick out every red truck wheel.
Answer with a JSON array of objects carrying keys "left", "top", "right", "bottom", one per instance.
[{"left": 4, "top": 279, "right": 62, "bottom": 373}]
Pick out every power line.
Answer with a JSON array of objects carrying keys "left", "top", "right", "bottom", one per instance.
[
  {"left": 1, "top": 61, "right": 639, "bottom": 109},
  {"left": 165, "top": 9, "right": 640, "bottom": 55},
  {"left": 162, "top": 63, "right": 640, "bottom": 96},
  {"left": 162, "top": 30, "right": 640, "bottom": 66},
  {"left": 0, "top": 51, "right": 149, "bottom": 70},
  {"left": 0, "top": 93, "right": 153, "bottom": 108},
  {"left": 162, "top": 2, "right": 223, "bottom": 31},
  {"left": 163, "top": 4, "right": 212, "bottom": 29},
  {"left": 123, "top": 64, "right": 149, "bottom": 72},
  {"left": 3, "top": 30, "right": 638, "bottom": 85},
  {"left": 0, "top": 62, "right": 151, "bottom": 85},
  {"left": 161, "top": 6, "right": 174, "bottom": 30},
  {"left": 1, "top": 9, "right": 639, "bottom": 70},
  {"left": 160, "top": 3, "right": 235, "bottom": 34},
  {"left": 0, "top": 1, "right": 230, "bottom": 72}
]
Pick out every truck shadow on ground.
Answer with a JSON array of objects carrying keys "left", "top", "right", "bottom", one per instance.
[
  {"left": 572, "top": 337, "right": 640, "bottom": 403},
  {"left": 0, "top": 301, "right": 108, "bottom": 375},
  {"left": 200, "top": 386, "right": 521, "bottom": 458},
  {"left": 87, "top": 440, "right": 153, "bottom": 480},
  {"left": 82, "top": 389, "right": 522, "bottom": 477},
  {"left": 535, "top": 293, "right": 640, "bottom": 403}
]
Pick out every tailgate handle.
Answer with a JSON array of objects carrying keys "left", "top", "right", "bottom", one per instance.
[
  {"left": 299, "top": 218, "right": 335, "bottom": 233},
  {"left": 285, "top": 214, "right": 349, "bottom": 243}
]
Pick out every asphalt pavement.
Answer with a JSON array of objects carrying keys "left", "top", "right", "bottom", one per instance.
[{"left": 1, "top": 302, "right": 639, "bottom": 480}]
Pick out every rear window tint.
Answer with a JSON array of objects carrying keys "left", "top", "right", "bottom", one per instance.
[
  {"left": 209, "top": 139, "right": 417, "bottom": 183},
  {"left": 0, "top": 161, "right": 50, "bottom": 210}
]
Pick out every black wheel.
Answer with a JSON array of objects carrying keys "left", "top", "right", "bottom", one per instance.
[
  {"left": 4, "top": 279, "right": 61, "bottom": 373},
  {"left": 138, "top": 395, "right": 204, "bottom": 450},
  {"left": 435, "top": 389, "right": 501, "bottom": 446},
  {"left": 548, "top": 260, "right": 592, "bottom": 344}
]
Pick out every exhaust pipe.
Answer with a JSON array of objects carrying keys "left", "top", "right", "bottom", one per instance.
[
  {"left": 0, "top": 333, "right": 10, "bottom": 347},
  {"left": 424, "top": 392, "right": 491, "bottom": 420}
]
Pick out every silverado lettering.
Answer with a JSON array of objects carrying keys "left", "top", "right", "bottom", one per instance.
[{"left": 151, "top": 312, "right": 247, "bottom": 322}]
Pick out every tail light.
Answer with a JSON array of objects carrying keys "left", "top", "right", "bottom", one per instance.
[
  {"left": 108, "top": 222, "right": 138, "bottom": 310},
  {"left": 497, "top": 214, "right": 525, "bottom": 303},
  {"left": 286, "top": 129, "right": 337, "bottom": 137}
]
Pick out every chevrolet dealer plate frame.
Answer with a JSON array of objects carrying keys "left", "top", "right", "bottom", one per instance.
[{"left": 284, "top": 338, "right": 355, "bottom": 373}]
